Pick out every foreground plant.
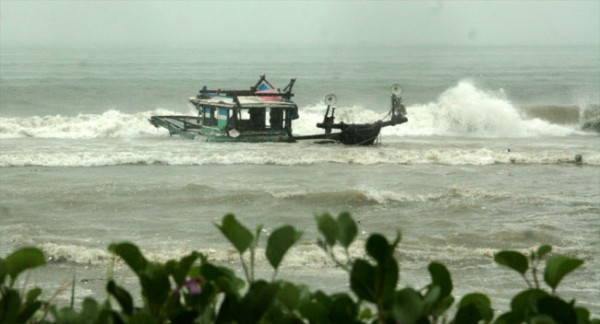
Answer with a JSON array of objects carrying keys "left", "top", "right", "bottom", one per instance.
[
  {"left": 0, "top": 212, "right": 597, "bottom": 323},
  {"left": 0, "top": 247, "right": 46, "bottom": 323},
  {"left": 494, "top": 245, "right": 592, "bottom": 323}
]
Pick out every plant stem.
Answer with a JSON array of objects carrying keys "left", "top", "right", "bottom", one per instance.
[
  {"left": 239, "top": 254, "right": 251, "bottom": 283},
  {"left": 532, "top": 264, "right": 540, "bottom": 289},
  {"left": 521, "top": 273, "right": 533, "bottom": 288}
]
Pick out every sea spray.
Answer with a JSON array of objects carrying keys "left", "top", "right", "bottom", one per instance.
[
  {"left": 0, "top": 81, "right": 584, "bottom": 140},
  {"left": 385, "top": 81, "right": 578, "bottom": 137},
  {"left": 0, "top": 109, "right": 176, "bottom": 139}
]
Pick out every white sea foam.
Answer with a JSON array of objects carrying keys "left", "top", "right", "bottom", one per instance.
[
  {"left": 40, "top": 242, "right": 111, "bottom": 265},
  {"left": 1, "top": 142, "right": 598, "bottom": 167},
  {"left": 0, "top": 109, "right": 176, "bottom": 139},
  {"left": 33, "top": 238, "right": 520, "bottom": 272},
  {"left": 0, "top": 81, "right": 583, "bottom": 140},
  {"left": 384, "top": 81, "right": 580, "bottom": 137},
  {"left": 2, "top": 81, "right": 597, "bottom": 167}
]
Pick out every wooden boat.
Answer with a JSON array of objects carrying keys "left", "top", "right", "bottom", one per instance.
[
  {"left": 149, "top": 76, "right": 408, "bottom": 145},
  {"left": 294, "top": 87, "right": 408, "bottom": 145},
  {"left": 150, "top": 76, "right": 298, "bottom": 142}
]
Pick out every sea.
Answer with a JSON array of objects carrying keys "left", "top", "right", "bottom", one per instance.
[{"left": 1, "top": 44, "right": 599, "bottom": 316}]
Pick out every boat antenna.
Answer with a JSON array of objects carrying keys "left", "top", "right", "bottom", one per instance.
[
  {"left": 321, "top": 94, "right": 337, "bottom": 134},
  {"left": 282, "top": 78, "right": 297, "bottom": 96},
  {"left": 390, "top": 84, "right": 406, "bottom": 117}
]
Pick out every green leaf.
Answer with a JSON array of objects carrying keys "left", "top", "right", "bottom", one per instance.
[
  {"left": 266, "top": 225, "right": 302, "bottom": 270},
  {"left": 299, "top": 291, "right": 330, "bottom": 323},
  {"left": 139, "top": 263, "right": 171, "bottom": 314},
  {"left": 494, "top": 250, "right": 529, "bottom": 275},
  {"left": 509, "top": 288, "right": 549, "bottom": 320},
  {"left": 170, "top": 310, "right": 199, "bottom": 324},
  {"left": 536, "top": 245, "right": 552, "bottom": 259},
  {"left": 366, "top": 234, "right": 390, "bottom": 263},
  {"left": 329, "top": 294, "right": 357, "bottom": 323},
  {"left": 108, "top": 242, "right": 148, "bottom": 274},
  {"left": 316, "top": 213, "right": 338, "bottom": 247},
  {"left": 437, "top": 296, "right": 455, "bottom": 317},
  {"left": 17, "top": 301, "right": 42, "bottom": 324},
  {"left": 216, "top": 214, "right": 254, "bottom": 254},
  {"left": 336, "top": 212, "right": 357, "bottom": 249},
  {"left": 107, "top": 280, "right": 134, "bottom": 315},
  {"left": 358, "top": 307, "right": 374, "bottom": 321},
  {"left": 276, "top": 281, "right": 301, "bottom": 310},
  {"left": 495, "top": 311, "right": 521, "bottom": 324},
  {"left": 544, "top": 255, "right": 583, "bottom": 291},
  {"left": 350, "top": 259, "right": 376, "bottom": 302},
  {"left": 167, "top": 251, "right": 199, "bottom": 287},
  {"left": 537, "top": 296, "right": 578, "bottom": 324},
  {"left": 4, "top": 247, "right": 46, "bottom": 283},
  {"left": 574, "top": 306, "right": 591, "bottom": 324},
  {"left": 0, "top": 259, "right": 6, "bottom": 284},
  {"left": 254, "top": 224, "right": 264, "bottom": 247},
  {"left": 129, "top": 312, "right": 155, "bottom": 323},
  {"left": 200, "top": 263, "right": 243, "bottom": 297},
  {"left": 238, "top": 280, "right": 279, "bottom": 322},
  {"left": 422, "top": 285, "right": 441, "bottom": 313},
  {"left": 0, "top": 289, "right": 21, "bottom": 324},
  {"left": 454, "top": 293, "right": 494, "bottom": 323},
  {"left": 394, "top": 288, "right": 425, "bottom": 324},
  {"left": 79, "top": 298, "right": 101, "bottom": 322},
  {"left": 428, "top": 262, "right": 453, "bottom": 298},
  {"left": 25, "top": 287, "right": 42, "bottom": 303},
  {"left": 377, "top": 257, "right": 399, "bottom": 299}
]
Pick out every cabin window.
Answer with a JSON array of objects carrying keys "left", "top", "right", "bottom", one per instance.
[
  {"left": 224, "top": 108, "right": 292, "bottom": 130},
  {"left": 203, "top": 107, "right": 217, "bottom": 126},
  {"left": 217, "top": 108, "right": 229, "bottom": 128},
  {"left": 249, "top": 108, "right": 266, "bottom": 129},
  {"left": 284, "top": 109, "right": 293, "bottom": 129},
  {"left": 269, "top": 109, "right": 283, "bottom": 129}
]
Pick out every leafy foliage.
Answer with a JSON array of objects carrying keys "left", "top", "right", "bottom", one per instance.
[
  {"left": 493, "top": 244, "right": 591, "bottom": 323},
  {"left": 0, "top": 212, "right": 598, "bottom": 323},
  {"left": 0, "top": 247, "right": 46, "bottom": 323}
]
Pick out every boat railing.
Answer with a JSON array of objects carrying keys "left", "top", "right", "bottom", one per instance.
[{"left": 198, "top": 76, "right": 296, "bottom": 100}]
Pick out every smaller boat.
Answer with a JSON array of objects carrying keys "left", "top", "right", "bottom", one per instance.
[{"left": 293, "top": 84, "right": 408, "bottom": 145}]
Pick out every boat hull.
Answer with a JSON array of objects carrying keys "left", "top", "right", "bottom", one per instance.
[
  {"left": 293, "top": 122, "right": 384, "bottom": 145},
  {"left": 336, "top": 123, "right": 383, "bottom": 145},
  {"left": 149, "top": 116, "right": 292, "bottom": 142}
]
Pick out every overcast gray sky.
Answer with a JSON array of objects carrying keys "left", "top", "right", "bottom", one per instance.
[{"left": 1, "top": 1, "right": 599, "bottom": 47}]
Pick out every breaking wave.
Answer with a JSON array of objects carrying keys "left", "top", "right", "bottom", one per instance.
[
  {"left": 0, "top": 108, "right": 185, "bottom": 139},
  {"left": 1, "top": 144, "right": 599, "bottom": 166},
  {"left": 268, "top": 186, "right": 555, "bottom": 206},
  {"left": 383, "top": 81, "right": 593, "bottom": 137},
  {"left": 0, "top": 81, "right": 596, "bottom": 140}
]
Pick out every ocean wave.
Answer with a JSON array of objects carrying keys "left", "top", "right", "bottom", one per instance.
[
  {"left": 521, "top": 104, "right": 600, "bottom": 126},
  {"left": 37, "top": 238, "right": 590, "bottom": 273},
  {"left": 0, "top": 109, "right": 176, "bottom": 139},
  {"left": 384, "top": 81, "right": 591, "bottom": 137},
  {"left": 267, "top": 186, "right": 554, "bottom": 206},
  {"left": 41, "top": 242, "right": 111, "bottom": 265},
  {"left": 33, "top": 239, "right": 495, "bottom": 270},
  {"left": 1, "top": 81, "right": 596, "bottom": 140},
  {"left": 1, "top": 145, "right": 598, "bottom": 167}
]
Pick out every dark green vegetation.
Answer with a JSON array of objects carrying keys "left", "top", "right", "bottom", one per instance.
[{"left": 1, "top": 212, "right": 597, "bottom": 323}]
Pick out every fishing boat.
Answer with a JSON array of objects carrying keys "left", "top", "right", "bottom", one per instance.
[
  {"left": 149, "top": 76, "right": 408, "bottom": 145},
  {"left": 150, "top": 75, "right": 298, "bottom": 143}
]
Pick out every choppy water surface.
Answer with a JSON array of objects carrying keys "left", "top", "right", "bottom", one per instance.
[{"left": 1, "top": 45, "right": 598, "bottom": 314}]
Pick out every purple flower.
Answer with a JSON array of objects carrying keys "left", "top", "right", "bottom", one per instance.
[{"left": 183, "top": 276, "right": 204, "bottom": 295}]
